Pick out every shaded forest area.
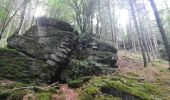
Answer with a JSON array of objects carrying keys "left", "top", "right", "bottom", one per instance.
[{"left": 0, "top": 0, "right": 170, "bottom": 100}]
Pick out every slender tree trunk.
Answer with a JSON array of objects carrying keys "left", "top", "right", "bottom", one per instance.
[
  {"left": 129, "top": 0, "right": 148, "bottom": 67},
  {"left": 15, "top": 0, "right": 27, "bottom": 35},
  {"left": 122, "top": 31, "right": 127, "bottom": 51},
  {"left": 129, "top": 21, "right": 137, "bottom": 53},
  {"left": 107, "top": 0, "right": 114, "bottom": 41},
  {"left": 149, "top": 0, "right": 170, "bottom": 68}
]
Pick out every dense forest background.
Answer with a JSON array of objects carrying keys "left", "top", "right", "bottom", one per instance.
[{"left": 0, "top": 0, "right": 170, "bottom": 68}]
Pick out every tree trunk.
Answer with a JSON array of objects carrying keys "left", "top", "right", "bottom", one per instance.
[
  {"left": 15, "top": 0, "right": 27, "bottom": 35},
  {"left": 107, "top": 0, "right": 114, "bottom": 41},
  {"left": 129, "top": 0, "right": 148, "bottom": 67},
  {"left": 149, "top": 0, "right": 170, "bottom": 68}
]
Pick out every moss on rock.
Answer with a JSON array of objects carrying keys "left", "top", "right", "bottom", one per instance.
[
  {"left": 0, "top": 48, "right": 51, "bottom": 83},
  {"left": 79, "top": 76, "right": 162, "bottom": 100}
]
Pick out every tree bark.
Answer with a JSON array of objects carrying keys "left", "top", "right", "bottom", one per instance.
[
  {"left": 129, "top": 0, "right": 148, "bottom": 67},
  {"left": 149, "top": 0, "right": 170, "bottom": 68}
]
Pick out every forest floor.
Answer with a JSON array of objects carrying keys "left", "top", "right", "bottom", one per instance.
[
  {"left": 117, "top": 51, "right": 170, "bottom": 99},
  {"left": 52, "top": 51, "right": 170, "bottom": 100},
  {"left": 118, "top": 51, "right": 170, "bottom": 82},
  {"left": 0, "top": 51, "right": 170, "bottom": 100},
  {"left": 52, "top": 84, "right": 78, "bottom": 100}
]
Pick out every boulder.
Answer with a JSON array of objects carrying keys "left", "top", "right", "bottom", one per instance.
[
  {"left": 7, "top": 17, "right": 78, "bottom": 83},
  {"left": 6, "top": 17, "right": 117, "bottom": 83}
]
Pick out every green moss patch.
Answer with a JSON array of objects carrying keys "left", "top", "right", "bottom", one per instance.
[
  {"left": 79, "top": 76, "right": 163, "bottom": 100},
  {"left": 0, "top": 48, "right": 46, "bottom": 83},
  {"left": 68, "top": 79, "right": 83, "bottom": 88},
  {"left": 0, "top": 48, "right": 30, "bottom": 81},
  {"left": 37, "top": 92, "right": 52, "bottom": 100},
  {"left": 68, "top": 76, "right": 92, "bottom": 88}
]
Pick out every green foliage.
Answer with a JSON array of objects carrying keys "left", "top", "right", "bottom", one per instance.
[
  {"left": 85, "top": 86, "right": 98, "bottom": 95},
  {"left": 159, "top": 9, "right": 170, "bottom": 39},
  {"left": 66, "top": 59, "right": 91, "bottom": 79},
  {"left": 0, "top": 91, "right": 10, "bottom": 100},
  {"left": 47, "top": 0, "right": 75, "bottom": 22},
  {"left": 47, "top": 88, "right": 58, "bottom": 94},
  {"left": 67, "top": 76, "right": 92, "bottom": 88},
  {"left": 63, "top": 58, "right": 110, "bottom": 82},
  {"left": 0, "top": 0, "right": 11, "bottom": 20},
  {"left": 37, "top": 92, "right": 52, "bottom": 100},
  {"left": 10, "top": 90, "right": 26, "bottom": 100},
  {"left": 0, "top": 9, "right": 7, "bottom": 20},
  {"left": 68, "top": 79, "right": 83, "bottom": 88}
]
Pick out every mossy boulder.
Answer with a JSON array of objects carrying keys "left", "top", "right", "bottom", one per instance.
[
  {"left": 7, "top": 17, "right": 79, "bottom": 83},
  {"left": 6, "top": 17, "right": 118, "bottom": 83},
  {"left": 79, "top": 76, "right": 162, "bottom": 100}
]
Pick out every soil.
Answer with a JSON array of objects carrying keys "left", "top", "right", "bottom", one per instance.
[{"left": 53, "top": 84, "right": 78, "bottom": 100}]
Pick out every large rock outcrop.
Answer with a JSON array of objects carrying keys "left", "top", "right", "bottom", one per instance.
[
  {"left": 6, "top": 17, "right": 117, "bottom": 83},
  {"left": 7, "top": 17, "right": 78, "bottom": 83}
]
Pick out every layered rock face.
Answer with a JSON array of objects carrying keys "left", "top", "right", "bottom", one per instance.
[
  {"left": 7, "top": 17, "right": 78, "bottom": 83},
  {"left": 61, "top": 38, "right": 118, "bottom": 81},
  {"left": 7, "top": 17, "right": 117, "bottom": 83}
]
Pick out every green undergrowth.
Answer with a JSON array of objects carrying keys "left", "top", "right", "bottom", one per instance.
[
  {"left": 68, "top": 76, "right": 92, "bottom": 88},
  {"left": 0, "top": 82, "right": 32, "bottom": 100},
  {"left": 0, "top": 81, "right": 58, "bottom": 100},
  {"left": 79, "top": 75, "right": 164, "bottom": 100},
  {"left": 37, "top": 92, "right": 52, "bottom": 100}
]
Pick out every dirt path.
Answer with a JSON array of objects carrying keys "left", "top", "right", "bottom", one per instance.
[{"left": 53, "top": 84, "right": 78, "bottom": 100}]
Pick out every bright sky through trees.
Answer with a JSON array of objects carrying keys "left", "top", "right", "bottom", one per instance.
[{"left": 33, "top": 0, "right": 169, "bottom": 28}]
